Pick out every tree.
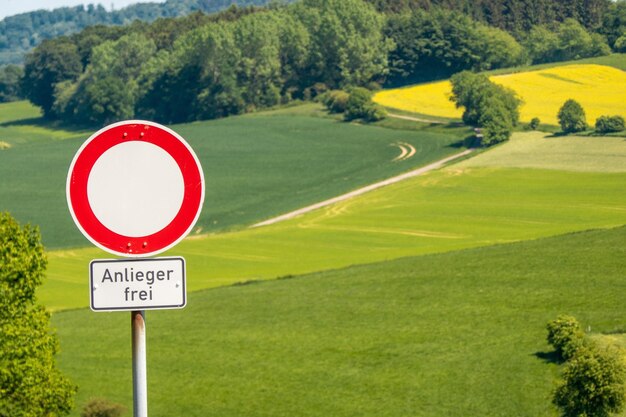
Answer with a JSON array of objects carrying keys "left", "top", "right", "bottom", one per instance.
[
  {"left": 523, "top": 25, "right": 561, "bottom": 64},
  {"left": 450, "top": 71, "right": 521, "bottom": 146},
  {"left": 546, "top": 314, "right": 585, "bottom": 361},
  {"left": 384, "top": 8, "right": 526, "bottom": 86},
  {"left": 554, "top": 346, "right": 626, "bottom": 417},
  {"left": 595, "top": 115, "right": 625, "bottom": 134},
  {"left": 0, "top": 212, "right": 76, "bottom": 417},
  {"left": 0, "top": 65, "right": 23, "bottom": 102},
  {"left": 59, "top": 32, "right": 157, "bottom": 124},
  {"left": 292, "top": 0, "right": 392, "bottom": 89},
  {"left": 558, "top": 99, "right": 587, "bottom": 133},
  {"left": 21, "top": 37, "right": 82, "bottom": 117}
]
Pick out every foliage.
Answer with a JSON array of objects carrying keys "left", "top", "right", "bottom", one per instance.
[
  {"left": 0, "top": 0, "right": 277, "bottom": 66},
  {"left": 595, "top": 115, "right": 625, "bottom": 133},
  {"left": 321, "top": 90, "right": 350, "bottom": 113},
  {"left": 546, "top": 315, "right": 586, "bottom": 361},
  {"left": 0, "top": 212, "right": 76, "bottom": 417},
  {"left": 59, "top": 33, "right": 157, "bottom": 124},
  {"left": 523, "top": 19, "right": 611, "bottom": 64},
  {"left": 292, "top": 0, "right": 391, "bottom": 89},
  {"left": 343, "top": 87, "right": 387, "bottom": 122},
  {"left": 450, "top": 71, "right": 520, "bottom": 145},
  {"left": 0, "top": 65, "right": 23, "bottom": 102},
  {"left": 529, "top": 117, "right": 541, "bottom": 130},
  {"left": 554, "top": 345, "right": 626, "bottom": 417},
  {"left": 600, "top": 0, "right": 626, "bottom": 50},
  {"left": 80, "top": 398, "right": 125, "bottom": 417},
  {"left": 558, "top": 99, "right": 588, "bottom": 133},
  {"left": 384, "top": 8, "right": 525, "bottom": 85},
  {"left": 32, "top": 0, "right": 392, "bottom": 125},
  {"left": 20, "top": 38, "right": 82, "bottom": 118}
]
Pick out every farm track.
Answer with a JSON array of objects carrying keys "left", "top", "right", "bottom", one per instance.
[
  {"left": 252, "top": 149, "right": 473, "bottom": 227},
  {"left": 387, "top": 113, "right": 448, "bottom": 124}
]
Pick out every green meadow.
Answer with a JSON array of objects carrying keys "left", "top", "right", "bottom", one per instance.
[
  {"left": 43, "top": 132, "right": 626, "bottom": 310},
  {"left": 0, "top": 101, "right": 466, "bottom": 249},
  {"left": 1, "top": 96, "right": 625, "bottom": 416},
  {"left": 53, "top": 226, "right": 626, "bottom": 417}
]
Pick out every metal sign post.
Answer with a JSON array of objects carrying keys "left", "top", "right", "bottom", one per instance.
[
  {"left": 66, "top": 120, "right": 205, "bottom": 417},
  {"left": 132, "top": 311, "right": 148, "bottom": 417}
]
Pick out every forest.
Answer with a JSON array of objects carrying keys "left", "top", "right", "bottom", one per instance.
[
  {"left": 6, "top": 0, "right": 626, "bottom": 126},
  {"left": 0, "top": 0, "right": 276, "bottom": 65}
]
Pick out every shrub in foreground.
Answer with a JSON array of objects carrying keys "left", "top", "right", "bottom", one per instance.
[{"left": 0, "top": 212, "right": 76, "bottom": 416}]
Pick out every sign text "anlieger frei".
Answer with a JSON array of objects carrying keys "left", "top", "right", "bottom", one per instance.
[{"left": 90, "top": 257, "right": 186, "bottom": 311}]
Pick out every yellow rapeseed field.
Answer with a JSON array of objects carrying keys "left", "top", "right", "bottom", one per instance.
[{"left": 373, "top": 64, "right": 626, "bottom": 126}]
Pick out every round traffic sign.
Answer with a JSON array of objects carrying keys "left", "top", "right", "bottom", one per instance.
[{"left": 67, "top": 120, "right": 205, "bottom": 257}]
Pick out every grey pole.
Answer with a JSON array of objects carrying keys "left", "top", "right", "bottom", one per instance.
[{"left": 132, "top": 310, "right": 148, "bottom": 417}]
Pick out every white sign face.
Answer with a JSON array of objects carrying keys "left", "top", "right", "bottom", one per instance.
[
  {"left": 90, "top": 257, "right": 186, "bottom": 311},
  {"left": 67, "top": 120, "right": 205, "bottom": 258}
]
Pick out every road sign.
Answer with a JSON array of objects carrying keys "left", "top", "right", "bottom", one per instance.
[
  {"left": 90, "top": 257, "right": 186, "bottom": 311},
  {"left": 67, "top": 120, "right": 204, "bottom": 257}
]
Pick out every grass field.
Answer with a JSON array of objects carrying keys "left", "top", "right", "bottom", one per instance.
[
  {"left": 0, "top": 101, "right": 467, "bottom": 249},
  {"left": 42, "top": 130, "right": 626, "bottom": 310},
  {"left": 373, "top": 62, "right": 626, "bottom": 126},
  {"left": 457, "top": 131, "right": 626, "bottom": 172},
  {"left": 52, "top": 226, "right": 626, "bottom": 417}
]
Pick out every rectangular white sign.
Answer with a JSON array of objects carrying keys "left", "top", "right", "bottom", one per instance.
[{"left": 90, "top": 257, "right": 186, "bottom": 312}]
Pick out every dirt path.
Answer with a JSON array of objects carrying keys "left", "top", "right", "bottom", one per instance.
[
  {"left": 388, "top": 113, "right": 447, "bottom": 124},
  {"left": 252, "top": 149, "right": 473, "bottom": 228}
]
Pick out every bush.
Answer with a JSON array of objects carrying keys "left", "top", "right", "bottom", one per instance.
[
  {"left": 81, "top": 398, "right": 126, "bottom": 417},
  {"left": 558, "top": 99, "right": 587, "bottom": 134},
  {"left": 343, "top": 87, "right": 386, "bottom": 122},
  {"left": 546, "top": 315, "right": 585, "bottom": 361},
  {"left": 595, "top": 115, "right": 625, "bottom": 134},
  {"left": 528, "top": 117, "right": 541, "bottom": 130},
  {"left": 321, "top": 90, "right": 350, "bottom": 114},
  {"left": 553, "top": 346, "right": 626, "bottom": 417},
  {"left": 363, "top": 104, "right": 387, "bottom": 122}
]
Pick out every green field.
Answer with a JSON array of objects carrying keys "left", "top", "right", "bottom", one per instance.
[
  {"left": 53, "top": 226, "right": 626, "bottom": 417},
  {"left": 43, "top": 131, "right": 626, "bottom": 310},
  {"left": 3, "top": 73, "right": 626, "bottom": 417},
  {"left": 458, "top": 131, "right": 626, "bottom": 172},
  {"left": 0, "top": 101, "right": 467, "bottom": 249}
]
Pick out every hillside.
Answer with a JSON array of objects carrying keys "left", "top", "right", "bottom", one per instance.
[
  {"left": 53, "top": 225, "right": 626, "bottom": 416},
  {"left": 0, "top": 0, "right": 276, "bottom": 65},
  {"left": 0, "top": 101, "right": 467, "bottom": 250},
  {"left": 41, "top": 128, "right": 626, "bottom": 310}
]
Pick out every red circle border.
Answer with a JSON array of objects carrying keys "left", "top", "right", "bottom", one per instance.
[{"left": 67, "top": 121, "right": 204, "bottom": 257}]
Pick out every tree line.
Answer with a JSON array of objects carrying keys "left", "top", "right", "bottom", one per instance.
[
  {"left": 13, "top": 0, "right": 626, "bottom": 127},
  {"left": 0, "top": 0, "right": 279, "bottom": 65}
]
